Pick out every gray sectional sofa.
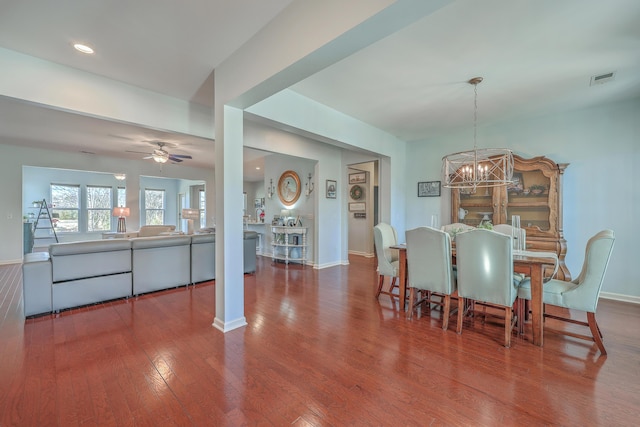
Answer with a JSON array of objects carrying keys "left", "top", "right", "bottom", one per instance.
[
  {"left": 131, "top": 235, "right": 192, "bottom": 295},
  {"left": 22, "top": 231, "right": 258, "bottom": 316},
  {"left": 50, "top": 239, "right": 133, "bottom": 312}
]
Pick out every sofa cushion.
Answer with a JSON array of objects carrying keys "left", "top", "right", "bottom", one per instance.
[
  {"left": 52, "top": 272, "right": 132, "bottom": 312},
  {"left": 136, "top": 225, "right": 176, "bottom": 237},
  {"left": 244, "top": 231, "right": 258, "bottom": 240},
  {"left": 130, "top": 235, "right": 192, "bottom": 249},
  {"left": 191, "top": 234, "right": 215, "bottom": 244},
  {"left": 132, "top": 236, "right": 191, "bottom": 294},
  {"left": 191, "top": 234, "right": 215, "bottom": 283},
  {"left": 23, "top": 252, "right": 53, "bottom": 316},
  {"left": 50, "top": 240, "right": 132, "bottom": 283},
  {"left": 49, "top": 239, "right": 131, "bottom": 256}
]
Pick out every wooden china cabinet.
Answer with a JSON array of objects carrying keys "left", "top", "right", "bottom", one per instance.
[{"left": 451, "top": 155, "right": 571, "bottom": 280}]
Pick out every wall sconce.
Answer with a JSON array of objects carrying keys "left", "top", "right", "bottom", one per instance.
[
  {"left": 267, "top": 178, "right": 275, "bottom": 199},
  {"left": 305, "top": 173, "right": 314, "bottom": 196},
  {"left": 114, "top": 173, "right": 126, "bottom": 181},
  {"left": 182, "top": 208, "right": 200, "bottom": 235},
  {"left": 112, "top": 206, "right": 130, "bottom": 233}
]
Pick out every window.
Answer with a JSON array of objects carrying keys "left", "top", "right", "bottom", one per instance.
[
  {"left": 145, "top": 189, "right": 165, "bottom": 225},
  {"left": 117, "top": 187, "right": 126, "bottom": 208},
  {"left": 87, "top": 186, "right": 112, "bottom": 231},
  {"left": 199, "top": 189, "right": 206, "bottom": 228},
  {"left": 51, "top": 184, "right": 79, "bottom": 232}
]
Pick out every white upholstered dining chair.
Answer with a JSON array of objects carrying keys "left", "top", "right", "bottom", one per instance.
[
  {"left": 455, "top": 228, "right": 521, "bottom": 347},
  {"left": 405, "top": 227, "right": 459, "bottom": 330},
  {"left": 373, "top": 223, "right": 402, "bottom": 300},
  {"left": 517, "top": 229, "right": 615, "bottom": 355},
  {"left": 494, "top": 223, "right": 559, "bottom": 282}
]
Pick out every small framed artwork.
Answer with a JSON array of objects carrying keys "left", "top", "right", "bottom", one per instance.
[
  {"left": 349, "top": 172, "right": 366, "bottom": 184},
  {"left": 418, "top": 181, "right": 441, "bottom": 197},
  {"left": 507, "top": 172, "right": 524, "bottom": 193},
  {"left": 326, "top": 179, "right": 337, "bottom": 199},
  {"left": 349, "top": 202, "right": 366, "bottom": 212},
  {"left": 353, "top": 212, "right": 366, "bottom": 219}
]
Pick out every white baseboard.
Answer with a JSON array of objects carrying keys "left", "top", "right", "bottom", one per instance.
[
  {"left": 212, "top": 316, "right": 247, "bottom": 333},
  {"left": 0, "top": 259, "right": 23, "bottom": 266},
  {"left": 314, "top": 260, "right": 349, "bottom": 269},
  {"left": 600, "top": 292, "right": 640, "bottom": 305},
  {"left": 348, "top": 250, "right": 374, "bottom": 257}
]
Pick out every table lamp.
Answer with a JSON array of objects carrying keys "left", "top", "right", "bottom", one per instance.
[
  {"left": 182, "top": 208, "right": 200, "bottom": 235},
  {"left": 112, "top": 207, "right": 130, "bottom": 233}
]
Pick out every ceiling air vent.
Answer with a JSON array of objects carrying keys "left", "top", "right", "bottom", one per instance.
[{"left": 590, "top": 72, "right": 615, "bottom": 86}]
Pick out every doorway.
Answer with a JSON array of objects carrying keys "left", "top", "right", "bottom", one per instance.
[{"left": 347, "top": 160, "right": 378, "bottom": 257}]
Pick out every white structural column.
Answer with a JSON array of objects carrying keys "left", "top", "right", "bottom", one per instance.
[
  {"left": 211, "top": 0, "right": 450, "bottom": 331},
  {"left": 212, "top": 105, "right": 247, "bottom": 332}
]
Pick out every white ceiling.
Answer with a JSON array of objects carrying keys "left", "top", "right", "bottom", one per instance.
[{"left": 1, "top": 0, "right": 639, "bottom": 177}]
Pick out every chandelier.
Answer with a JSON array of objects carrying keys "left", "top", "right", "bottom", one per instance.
[{"left": 442, "top": 77, "right": 513, "bottom": 189}]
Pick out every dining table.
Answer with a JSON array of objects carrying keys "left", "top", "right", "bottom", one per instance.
[{"left": 390, "top": 243, "right": 555, "bottom": 347}]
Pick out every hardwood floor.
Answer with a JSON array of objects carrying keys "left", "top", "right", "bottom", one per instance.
[{"left": 1, "top": 255, "right": 639, "bottom": 426}]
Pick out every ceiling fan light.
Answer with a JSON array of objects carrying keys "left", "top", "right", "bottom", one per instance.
[{"left": 152, "top": 153, "right": 168, "bottom": 163}]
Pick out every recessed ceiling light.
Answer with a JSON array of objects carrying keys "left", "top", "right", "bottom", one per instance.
[
  {"left": 256, "top": 167, "right": 261, "bottom": 170},
  {"left": 73, "top": 43, "right": 94, "bottom": 54}
]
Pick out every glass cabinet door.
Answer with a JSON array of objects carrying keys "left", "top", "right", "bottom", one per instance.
[
  {"left": 506, "top": 169, "right": 552, "bottom": 231},
  {"left": 454, "top": 186, "right": 500, "bottom": 226}
]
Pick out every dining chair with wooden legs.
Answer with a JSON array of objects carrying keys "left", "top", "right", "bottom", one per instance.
[
  {"left": 405, "top": 227, "right": 458, "bottom": 329},
  {"left": 455, "top": 229, "right": 523, "bottom": 347},
  {"left": 517, "top": 229, "right": 615, "bottom": 355},
  {"left": 373, "top": 223, "right": 402, "bottom": 300},
  {"left": 494, "top": 223, "right": 559, "bottom": 323}
]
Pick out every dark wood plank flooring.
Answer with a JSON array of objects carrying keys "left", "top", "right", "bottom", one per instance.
[{"left": 1, "top": 255, "right": 639, "bottom": 426}]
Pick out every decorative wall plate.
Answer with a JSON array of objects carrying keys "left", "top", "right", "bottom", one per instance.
[
  {"left": 278, "top": 170, "right": 301, "bottom": 205},
  {"left": 350, "top": 185, "right": 363, "bottom": 200}
]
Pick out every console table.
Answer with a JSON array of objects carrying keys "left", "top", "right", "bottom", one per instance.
[{"left": 271, "top": 226, "right": 307, "bottom": 265}]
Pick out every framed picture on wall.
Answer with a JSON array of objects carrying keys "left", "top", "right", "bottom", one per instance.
[
  {"left": 418, "top": 181, "right": 441, "bottom": 197},
  {"left": 349, "top": 202, "right": 365, "bottom": 211},
  {"left": 349, "top": 172, "right": 366, "bottom": 184},
  {"left": 326, "top": 179, "right": 337, "bottom": 199}
]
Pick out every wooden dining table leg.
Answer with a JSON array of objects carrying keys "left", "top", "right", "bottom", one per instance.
[
  {"left": 398, "top": 248, "right": 407, "bottom": 312},
  {"left": 529, "top": 264, "right": 544, "bottom": 347}
]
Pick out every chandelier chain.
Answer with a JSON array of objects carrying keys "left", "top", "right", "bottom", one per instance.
[{"left": 473, "top": 82, "right": 478, "bottom": 151}]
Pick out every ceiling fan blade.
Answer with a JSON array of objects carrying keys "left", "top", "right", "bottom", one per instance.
[
  {"left": 169, "top": 156, "right": 184, "bottom": 163},
  {"left": 143, "top": 155, "right": 153, "bottom": 159},
  {"left": 126, "top": 150, "right": 152, "bottom": 155},
  {"left": 170, "top": 154, "right": 192, "bottom": 159}
]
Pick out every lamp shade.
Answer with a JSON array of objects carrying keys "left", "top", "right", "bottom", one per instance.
[
  {"left": 112, "top": 207, "right": 130, "bottom": 217},
  {"left": 182, "top": 208, "right": 200, "bottom": 220}
]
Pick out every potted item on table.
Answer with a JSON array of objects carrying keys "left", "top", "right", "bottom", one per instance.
[
  {"left": 529, "top": 184, "right": 545, "bottom": 195},
  {"left": 477, "top": 221, "right": 494, "bottom": 230}
]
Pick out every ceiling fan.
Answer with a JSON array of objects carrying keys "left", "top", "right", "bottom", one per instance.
[{"left": 130, "top": 141, "right": 193, "bottom": 164}]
